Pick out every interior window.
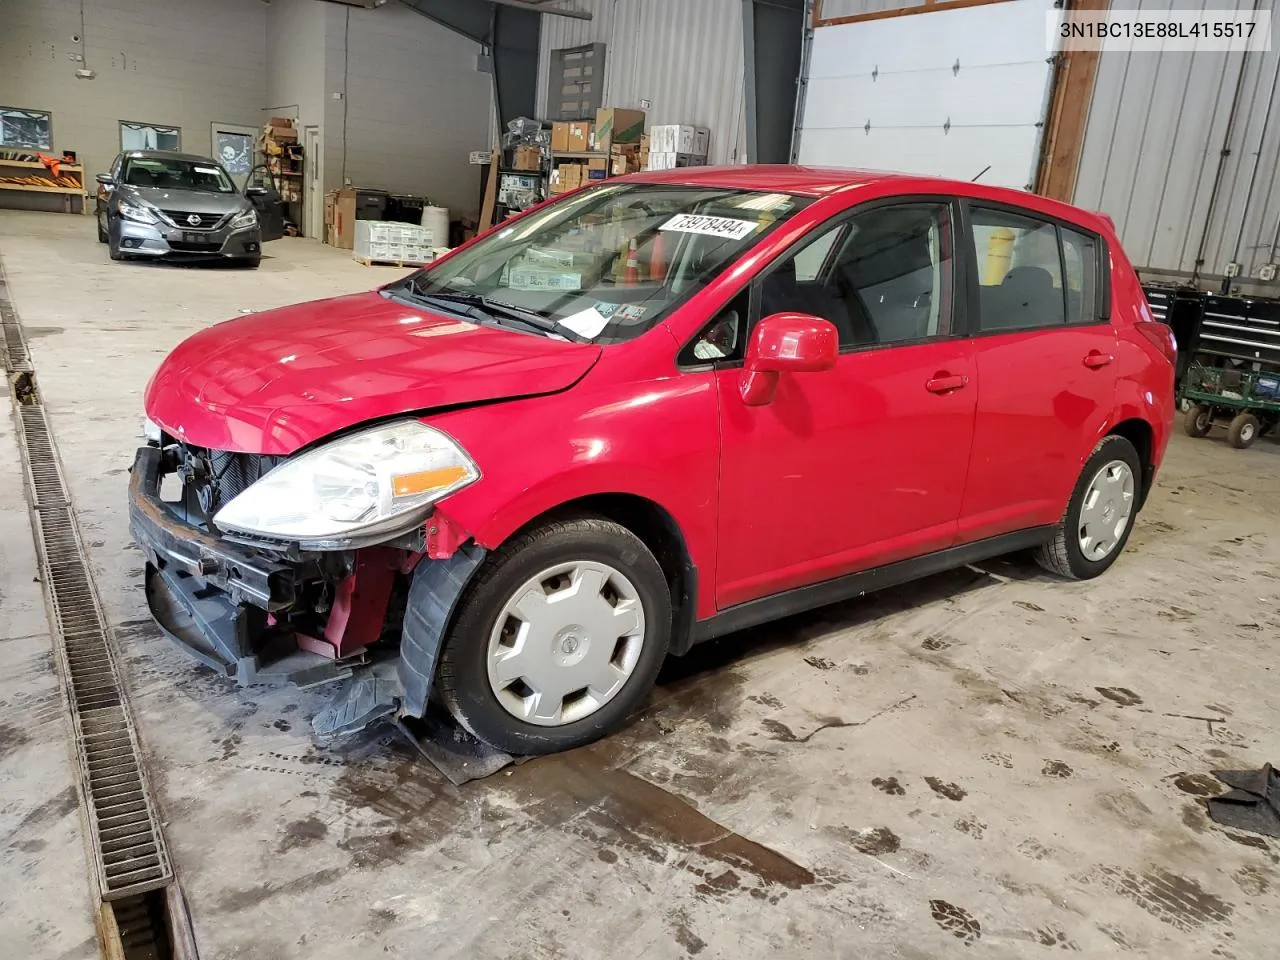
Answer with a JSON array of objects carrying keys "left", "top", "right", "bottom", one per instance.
[
  {"left": 0, "top": 107, "right": 52, "bottom": 150},
  {"left": 970, "top": 207, "right": 1065, "bottom": 331},
  {"left": 1062, "top": 226, "right": 1099, "bottom": 324},
  {"left": 758, "top": 203, "right": 954, "bottom": 348},
  {"left": 120, "top": 121, "right": 181, "bottom": 152}
]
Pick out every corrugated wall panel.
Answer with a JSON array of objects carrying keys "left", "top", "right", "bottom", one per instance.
[
  {"left": 819, "top": 0, "right": 924, "bottom": 19},
  {"left": 537, "top": 0, "right": 747, "bottom": 164},
  {"left": 1074, "top": 0, "right": 1280, "bottom": 281}
]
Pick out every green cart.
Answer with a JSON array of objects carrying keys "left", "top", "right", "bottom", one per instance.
[{"left": 1181, "top": 361, "right": 1280, "bottom": 449}]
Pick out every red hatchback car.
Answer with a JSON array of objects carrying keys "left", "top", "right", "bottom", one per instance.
[{"left": 130, "top": 166, "right": 1176, "bottom": 754}]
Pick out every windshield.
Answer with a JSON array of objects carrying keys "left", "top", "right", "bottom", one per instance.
[
  {"left": 121, "top": 156, "right": 235, "bottom": 194},
  {"left": 392, "top": 183, "right": 810, "bottom": 343}
]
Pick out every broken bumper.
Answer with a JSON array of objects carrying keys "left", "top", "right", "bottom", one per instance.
[{"left": 128, "top": 445, "right": 343, "bottom": 685}]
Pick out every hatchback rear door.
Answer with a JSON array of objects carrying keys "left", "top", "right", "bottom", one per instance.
[
  {"left": 708, "top": 198, "right": 979, "bottom": 609},
  {"left": 956, "top": 203, "right": 1118, "bottom": 543}
]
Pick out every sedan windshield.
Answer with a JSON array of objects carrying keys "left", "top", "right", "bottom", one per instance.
[
  {"left": 392, "top": 184, "right": 809, "bottom": 343},
  {"left": 121, "top": 157, "right": 235, "bottom": 194}
]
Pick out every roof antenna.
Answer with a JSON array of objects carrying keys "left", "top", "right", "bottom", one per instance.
[{"left": 971, "top": 165, "right": 991, "bottom": 182}]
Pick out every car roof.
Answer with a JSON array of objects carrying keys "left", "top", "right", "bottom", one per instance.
[
  {"left": 123, "top": 150, "right": 223, "bottom": 165},
  {"left": 624, "top": 164, "right": 1112, "bottom": 234}
]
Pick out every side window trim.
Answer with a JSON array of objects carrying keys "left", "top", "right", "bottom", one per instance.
[
  {"left": 960, "top": 198, "right": 1111, "bottom": 335},
  {"left": 747, "top": 194, "right": 968, "bottom": 355}
]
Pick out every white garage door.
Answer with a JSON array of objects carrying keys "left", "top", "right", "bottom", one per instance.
[{"left": 798, "top": 0, "right": 1062, "bottom": 190}]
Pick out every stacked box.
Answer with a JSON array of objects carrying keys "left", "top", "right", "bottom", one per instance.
[
  {"left": 646, "top": 123, "right": 710, "bottom": 170},
  {"left": 354, "top": 221, "right": 436, "bottom": 264},
  {"left": 593, "top": 108, "right": 645, "bottom": 152}
]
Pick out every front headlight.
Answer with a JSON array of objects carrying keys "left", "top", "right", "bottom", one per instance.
[
  {"left": 229, "top": 208, "right": 258, "bottom": 231},
  {"left": 212, "top": 421, "right": 480, "bottom": 549},
  {"left": 118, "top": 197, "right": 158, "bottom": 224},
  {"left": 142, "top": 417, "right": 162, "bottom": 444}
]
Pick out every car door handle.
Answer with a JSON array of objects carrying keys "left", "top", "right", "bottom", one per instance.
[
  {"left": 1083, "top": 351, "right": 1115, "bottom": 369},
  {"left": 925, "top": 374, "right": 968, "bottom": 394}
]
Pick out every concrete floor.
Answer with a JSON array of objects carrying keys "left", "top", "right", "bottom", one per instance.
[{"left": 1, "top": 208, "right": 1278, "bottom": 960}]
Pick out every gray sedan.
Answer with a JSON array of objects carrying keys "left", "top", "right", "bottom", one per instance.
[{"left": 95, "top": 150, "right": 285, "bottom": 267}]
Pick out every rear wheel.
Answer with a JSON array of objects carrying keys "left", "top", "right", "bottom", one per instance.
[
  {"left": 435, "top": 516, "right": 672, "bottom": 754},
  {"left": 1183, "top": 403, "right": 1212, "bottom": 438},
  {"left": 1227, "top": 412, "right": 1260, "bottom": 449},
  {"left": 96, "top": 210, "right": 108, "bottom": 244},
  {"left": 1036, "top": 434, "right": 1141, "bottom": 580}
]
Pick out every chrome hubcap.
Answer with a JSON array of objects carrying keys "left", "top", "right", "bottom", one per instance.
[
  {"left": 1078, "top": 459, "right": 1135, "bottom": 562},
  {"left": 486, "top": 560, "right": 645, "bottom": 727}
]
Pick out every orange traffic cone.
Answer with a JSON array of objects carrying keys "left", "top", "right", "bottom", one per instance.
[
  {"left": 623, "top": 238, "right": 640, "bottom": 285},
  {"left": 649, "top": 232, "right": 666, "bottom": 281}
]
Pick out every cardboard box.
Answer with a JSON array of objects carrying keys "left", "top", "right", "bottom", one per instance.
[
  {"left": 593, "top": 108, "right": 645, "bottom": 151},
  {"left": 508, "top": 265, "right": 586, "bottom": 292},
  {"left": 587, "top": 157, "right": 609, "bottom": 181},
  {"left": 646, "top": 152, "right": 706, "bottom": 171},
  {"left": 696, "top": 128, "right": 716, "bottom": 158},
  {"left": 550, "top": 162, "right": 583, "bottom": 194},
  {"left": 512, "top": 145, "right": 541, "bottom": 171},
  {"left": 551, "top": 122, "right": 571, "bottom": 152},
  {"left": 263, "top": 124, "right": 298, "bottom": 142},
  {"left": 567, "top": 121, "right": 592, "bottom": 152},
  {"left": 610, "top": 144, "right": 641, "bottom": 176},
  {"left": 324, "top": 190, "right": 338, "bottom": 226},
  {"left": 268, "top": 117, "right": 294, "bottom": 129},
  {"left": 332, "top": 188, "right": 358, "bottom": 249}
]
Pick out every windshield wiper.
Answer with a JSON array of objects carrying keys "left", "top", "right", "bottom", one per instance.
[{"left": 413, "top": 290, "right": 589, "bottom": 343}]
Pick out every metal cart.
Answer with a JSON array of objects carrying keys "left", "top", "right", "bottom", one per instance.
[
  {"left": 1168, "top": 292, "right": 1280, "bottom": 449},
  {"left": 1181, "top": 362, "right": 1280, "bottom": 448}
]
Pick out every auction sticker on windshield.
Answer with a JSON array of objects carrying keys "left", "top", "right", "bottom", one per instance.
[{"left": 660, "top": 214, "right": 758, "bottom": 241}]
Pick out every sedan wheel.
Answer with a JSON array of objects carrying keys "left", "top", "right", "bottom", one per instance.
[
  {"left": 1076, "top": 460, "right": 1135, "bottom": 562},
  {"left": 1035, "top": 434, "right": 1142, "bottom": 580},
  {"left": 487, "top": 560, "right": 646, "bottom": 726},
  {"left": 435, "top": 516, "right": 671, "bottom": 754}
]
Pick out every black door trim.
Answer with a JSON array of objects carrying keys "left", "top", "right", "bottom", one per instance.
[{"left": 688, "top": 525, "right": 1057, "bottom": 645}]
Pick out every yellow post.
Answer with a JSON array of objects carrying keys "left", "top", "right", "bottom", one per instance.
[{"left": 984, "top": 227, "right": 1016, "bottom": 285}]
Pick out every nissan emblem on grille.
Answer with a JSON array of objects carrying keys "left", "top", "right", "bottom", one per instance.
[{"left": 187, "top": 214, "right": 202, "bottom": 226}]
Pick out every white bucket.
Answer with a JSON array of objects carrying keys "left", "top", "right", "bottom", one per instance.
[{"left": 420, "top": 205, "right": 449, "bottom": 248}]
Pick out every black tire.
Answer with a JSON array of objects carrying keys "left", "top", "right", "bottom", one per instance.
[
  {"left": 436, "top": 516, "right": 672, "bottom": 755},
  {"left": 107, "top": 217, "right": 123, "bottom": 261},
  {"left": 1227, "top": 412, "right": 1260, "bottom": 449},
  {"left": 1035, "top": 434, "right": 1142, "bottom": 581},
  {"left": 96, "top": 211, "right": 108, "bottom": 244},
  {"left": 1183, "top": 403, "right": 1212, "bottom": 438}
]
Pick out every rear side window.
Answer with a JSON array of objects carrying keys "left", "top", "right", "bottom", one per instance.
[
  {"left": 969, "top": 206, "right": 1105, "bottom": 332},
  {"left": 1062, "top": 226, "right": 1099, "bottom": 324}
]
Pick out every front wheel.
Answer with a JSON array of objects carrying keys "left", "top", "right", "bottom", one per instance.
[
  {"left": 1036, "top": 434, "right": 1141, "bottom": 580},
  {"left": 435, "top": 516, "right": 672, "bottom": 754},
  {"left": 1227, "top": 412, "right": 1260, "bottom": 449},
  {"left": 1183, "top": 403, "right": 1212, "bottom": 438},
  {"left": 97, "top": 210, "right": 108, "bottom": 244}
]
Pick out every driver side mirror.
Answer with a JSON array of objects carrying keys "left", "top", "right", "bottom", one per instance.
[
  {"left": 245, "top": 185, "right": 268, "bottom": 197},
  {"left": 95, "top": 173, "right": 115, "bottom": 187},
  {"left": 740, "top": 312, "right": 839, "bottom": 406}
]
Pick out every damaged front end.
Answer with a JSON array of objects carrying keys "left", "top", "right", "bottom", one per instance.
[{"left": 128, "top": 440, "right": 484, "bottom": 741}]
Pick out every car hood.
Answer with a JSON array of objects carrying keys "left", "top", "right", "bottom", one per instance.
[
  {"left": 122, "top": 184, "right": 249, "bottom": 215},
  {"left": 145, "top": 291, "right": 603, "bottom": 455}
]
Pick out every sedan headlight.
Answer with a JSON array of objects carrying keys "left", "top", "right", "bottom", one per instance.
[
  {"left": 118, "top": 196, "right": 158, "bottom": 224},
  {"left": 213, "top": 421, "right": 480, "bottom": 549},
  {"left": 229, "top": 208, "right": 258, "bottom": 231}
]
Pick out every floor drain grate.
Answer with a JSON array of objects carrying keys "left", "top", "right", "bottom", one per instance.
[
  {"left": 1, "top": 269, "right": 174, "bottom": 904},
  {"left": 19, "top": 407, "right": 173, "bottom": 899}
]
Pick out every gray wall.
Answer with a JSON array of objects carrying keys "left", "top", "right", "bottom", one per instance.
[
  {"left": 1073, "top": 0, "right": 1280, "bottom": 282},
  {"left": 0, "top": 0, "right": 266, "bottom": 181},
  {"left": 323, "top": 2, "right": 493, "bottom": 216},
  {"left": 536, "top": 0, "right": 748, "bottom": 165}
]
